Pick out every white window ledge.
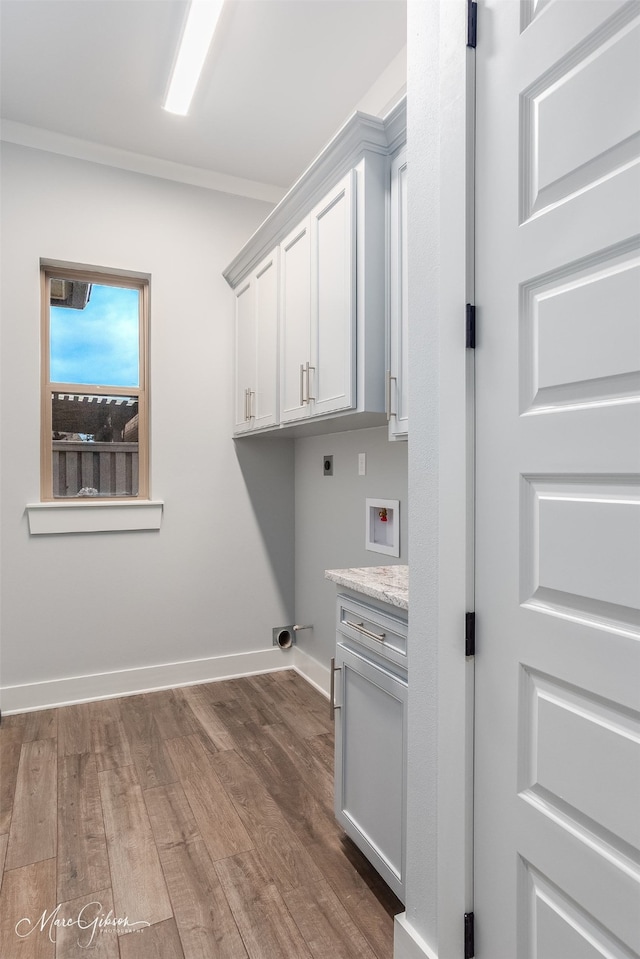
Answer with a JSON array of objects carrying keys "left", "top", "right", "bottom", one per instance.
[{"left": 26, "top": 500, "right": 164, "bottom": 535}]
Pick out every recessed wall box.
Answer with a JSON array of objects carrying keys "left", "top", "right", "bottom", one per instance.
[{"left": 365, "top": 498, "right": 400, "bottom": 557}]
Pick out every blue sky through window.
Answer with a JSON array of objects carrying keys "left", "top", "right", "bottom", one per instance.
[{"left": 50, "top": 283, "right": 140, "bottom": 387}]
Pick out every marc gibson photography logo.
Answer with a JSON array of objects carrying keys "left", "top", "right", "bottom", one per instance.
[{"left": 15, "top": 901, "right": 151, "bottom": 947}]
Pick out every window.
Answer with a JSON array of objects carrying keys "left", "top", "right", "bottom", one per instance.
[{"left": 41, "top": 265, "right": 149, "bottom": 501}]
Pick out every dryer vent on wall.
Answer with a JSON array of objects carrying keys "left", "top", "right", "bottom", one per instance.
[{"left": 272, "top": 624, "right": 312, "bottom": 649}]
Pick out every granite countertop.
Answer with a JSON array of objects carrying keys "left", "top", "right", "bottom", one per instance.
[{"left": 325, "top": 565, "right": 409, "bottom": 611}]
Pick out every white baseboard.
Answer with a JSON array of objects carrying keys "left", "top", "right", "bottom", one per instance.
[
  {"left": 394, "top": 914, "right": 439, "bottom": 959},
  {"left": 292, "top": 645, "right": 330, "bottom": 697},
  {"left": 0, "top": 646, "right": 296, "bottom": 714}
]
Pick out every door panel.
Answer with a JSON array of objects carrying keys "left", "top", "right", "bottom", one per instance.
[
  {"left": 520, "top": 240, "right": 640, "bottom": 413},
  {"left": 521, "top": 668, "right": 640, "bottom": 849},
  {"left": 475, "top": 2, "right": 640, "bottom": 956},
  {"left": 520, "top": 4, "right": 640, "bottom": 220},
  {"left": 517, "top": 859, "right": 637, "bottom": 959}
]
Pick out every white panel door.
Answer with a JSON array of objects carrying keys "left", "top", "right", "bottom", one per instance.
[
  {"left": 310, "top": 170, "right": 356, "bottom": 417},
  {"left": 280, "top": 218, "right": 311, "bottom": 423},
  {"left": 253, "top": 251, "right": 279, "bottom": 430},
  {"left": 475, "top": 2, "right": 640, "bottom": 958},
  {"left": 234, "top": 278, "right": 254, "bottom": 434}
]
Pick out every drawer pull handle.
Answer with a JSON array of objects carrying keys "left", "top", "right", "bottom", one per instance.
[
  {"left": 344, "top": 620, "right": 386, "bottom": 643},
  {"left": 330, "top": 656, "right": 341, "bottom": 721}
]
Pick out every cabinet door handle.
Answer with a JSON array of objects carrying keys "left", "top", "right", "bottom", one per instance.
[
  {"left": 385, "top": 370, "right": 397, "bottom": 421},
  {"left": 344, "top": 620, "right": 386, "bottom": 643},
  {"left": 248, "top": 389, "right": 254, "bottom": 419},
  {"left": 300, "top": 364, "right": 306, "bottom": 406},
  {"left": 244, "top": 387, "right": 249, "bottom": 421},
  {"left": 330, "top": 656, "right": 341, "bottom": 721},
  {"left": 306, "top": 362, "right": 315, "bottom": 402}
]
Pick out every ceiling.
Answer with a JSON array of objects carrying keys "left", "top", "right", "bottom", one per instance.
[{"left": 0, "top": 0, "right": 406, "bottom": 194}]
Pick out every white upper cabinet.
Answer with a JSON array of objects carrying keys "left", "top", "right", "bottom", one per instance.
[
  {"left": 224, "top": 98, "right": 406, "bottom": 438},
  {"left": 234, "top": 250, "right": 279, "bottom": 433},
  {"left": 387, "top": 146, "right": 408, "bottom": 440},
  {"left": 280, "top": 171, "right": 356, "bottom": 424}
]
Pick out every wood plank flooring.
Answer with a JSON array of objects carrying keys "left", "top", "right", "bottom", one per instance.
[{"left": 0, "top": 671, "right": 401, "bottom": 958}]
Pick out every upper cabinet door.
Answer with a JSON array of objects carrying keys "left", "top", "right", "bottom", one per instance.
[
  {"left": 234, "top": 278, "right": 255, "bottom": 434},
  {"left": 253, "top": 252, "right": 279, "bottom": 430},
  {"left": 234, "top": 251, "right": 279, "bottom": 434},
  {"left": 388, "top": 148, "right": 408, "bottom": 439},
  {"left": 280, "top": 219, "right": 311, "bottom": 423},
  {"left": 310, "top": 170, "right": 356, "bottom": 417}
]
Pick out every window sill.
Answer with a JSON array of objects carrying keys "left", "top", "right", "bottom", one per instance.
[{"left": 26, "top": 500, "right": 164, "bottom": 535}]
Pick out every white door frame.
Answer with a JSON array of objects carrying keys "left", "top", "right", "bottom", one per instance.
[{"left": 396, "top": 2, "right": 476, "bottom": 958}]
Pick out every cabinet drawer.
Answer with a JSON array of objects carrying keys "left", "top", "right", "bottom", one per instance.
[{"left": 336, "top": 593, "right": 407, "bottom": 666}]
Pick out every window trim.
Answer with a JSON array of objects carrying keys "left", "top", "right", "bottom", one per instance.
[
  {"left": 40, "top": 264, "right": 150, "bottom": 502},
  {"left": 26, "top": 499, "right": 163, "bottom": 535}
]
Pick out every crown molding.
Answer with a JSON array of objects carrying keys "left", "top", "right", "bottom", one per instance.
[
  {"left": 0, "top": 119, "right": 285, "bottom": 204},
  {"left": 383, "top": 95, "right": 409, "bottom": 156},
  {"left": 222, "top": 95, "right": 407, "bottom": 288}
]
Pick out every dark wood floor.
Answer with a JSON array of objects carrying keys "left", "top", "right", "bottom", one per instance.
[{"left": 0, "top": 670, "right": 402, "bottom": 958}]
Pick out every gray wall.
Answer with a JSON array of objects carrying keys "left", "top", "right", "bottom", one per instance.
[
  {"left": 294, "top": 426, "right": 408, "bottom": 668},
  {"left": 0, "top": 142, "right": 294, "bottom": 702}
]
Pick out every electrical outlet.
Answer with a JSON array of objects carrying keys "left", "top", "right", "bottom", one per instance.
[
  {"left": 323, "top": 455, "right": 333, "bottom": 476},
  {"left": 358, "top": 453, "right": 366, "bottom": 476}
]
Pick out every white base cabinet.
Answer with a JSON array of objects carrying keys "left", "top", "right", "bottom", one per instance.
[{"left": 332, "top": 594, "right": 407, "bottom": 902}]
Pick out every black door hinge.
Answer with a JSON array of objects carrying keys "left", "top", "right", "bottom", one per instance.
[
  {"left": 466, "top": 304, "right": 476, "bottom": 349},
  {"left": 467, "top": 0, "right": 477, "bottom": 48},
  {"left": 465, "top": 612, "right": 476, "bottom": 657},
  {"left": 464, "top": 911, "right": 475, "bottom": 959}
]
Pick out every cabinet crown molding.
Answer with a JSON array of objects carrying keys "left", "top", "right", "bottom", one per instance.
[{"left": 223, "top": 95, "right": 407, "bottom": 290}]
